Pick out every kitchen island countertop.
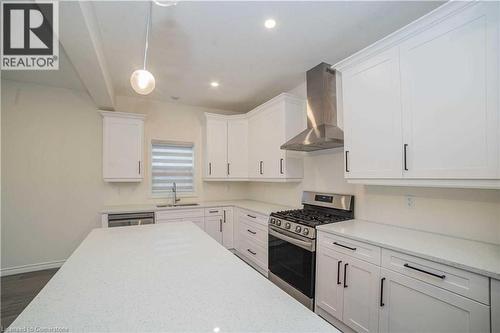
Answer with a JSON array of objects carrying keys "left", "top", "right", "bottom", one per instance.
[{"left": 9, "top": 222, "right": 337, "bottom": 332}]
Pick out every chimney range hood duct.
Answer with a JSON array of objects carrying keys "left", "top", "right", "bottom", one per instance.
[{"left": 281, "top": 62, "right": 344, "bottom": 152}]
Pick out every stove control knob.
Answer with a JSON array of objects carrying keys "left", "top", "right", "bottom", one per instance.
[
  {"left": 276, "top": 220, "right": 282, "bottom": 226},
  {"left": 295, "top": 226, "right": 302, "bottom": 233},
  {"left": 285, "top": 222, "right": 291, "bottom": 229},
  {"left": 302, "top": 228, "right": 309, "bottom": 236},
  {"left": 270, "top": 218, "right": 275, "bottom": 224}
]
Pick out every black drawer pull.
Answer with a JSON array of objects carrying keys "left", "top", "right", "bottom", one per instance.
[
  {"left": 345, "top": 150, "right": 349, "bottom": 172},
  {"left": 247, "top": 249, "right": 256, "bottom": 255},
  {"left": 380, "top": 277, "right": 385, "bottom": 307},
  {"left": 247, "top": 214, "right": 256, "bottom": 219},
  {"left": 247, "top": 229, "right": 256, "bottom": 235},
  {"left": 343, "top": 263, "right": 348, "bottom": 288},
  {"left": 403, "top": 144, "right": 409, "bottom": 171},
  {"left": 333, "top": 242, "right": 357, "bottom": 251},
  {"left": 209, "top": 210, "right": 219, "bottom": 213},
  {"left": 337, "top": 261, "right": 342, "bottom": 285},
  {"left": 403, "top": 263, "right": 446, "bottom": 279}
]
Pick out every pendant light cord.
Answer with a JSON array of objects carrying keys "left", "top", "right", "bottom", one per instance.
[{"left": 143, "top": 1, "right": 152, "bottom": 70}]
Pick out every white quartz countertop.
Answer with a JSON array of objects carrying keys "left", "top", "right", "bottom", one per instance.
[
  {"left": 101, "top": 200, "right": 296, "bottom": 216},
  {"left": 9, "top": 223, "right": 337, "bottom": 333},
  {"left": 317, "top": 219, "right": 500, "bottom": 280}
]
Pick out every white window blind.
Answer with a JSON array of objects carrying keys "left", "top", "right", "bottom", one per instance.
[{"left": 151, "top": 141, "right": 194, "bottom": 195}]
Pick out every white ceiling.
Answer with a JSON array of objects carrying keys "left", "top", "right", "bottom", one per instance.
[{"left": 2, "top": 1, "right": 443, "bottom": 112}]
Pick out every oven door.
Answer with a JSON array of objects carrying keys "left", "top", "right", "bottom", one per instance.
[{"left": 268, "top": 226, "right": 316, "bottom": 298}]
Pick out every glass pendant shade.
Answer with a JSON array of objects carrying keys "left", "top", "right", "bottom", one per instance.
[{"left": 130, "top": 69, "right": 155, "bottom": 95}]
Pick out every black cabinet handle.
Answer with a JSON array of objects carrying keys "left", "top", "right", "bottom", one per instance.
[
  {"left": 333, "top": 242, "right": 357, "bottom": 251},
  {"left": 380, "top": 277, "right": 385, "bottom": 307},
  {"left": 403, "top": 144, "right": 408, "bottom": 171},
  {"left": 404, "top": 263, "right": 445, "bottom": 279},
  {"left": 209, "top": 210, "right": 218, "bottom": 213},
  {"left": 247, "top": 249, "right": 256, "bottom": 255},
  {"left": 279, "top": 158, "right": 284, "bottom": 174},
  {"left": 259, "top": 161, "right": 263, "bottom": 175},
  {"left": 247, "top": 214, "right": 256, "bottom": 219},
  {"left": 223, "top": 210, "right": 226, "bottom": 223},
  {"left": 227, "top": 163, "right": 230, "bottom": 176},
  {"left": 337, "top": 261, "right": 342, "bottom": 285},
  {"left": 345, "top": 150, "right": 350, "bottom": 172},
  {"left": 138, "top": 161, "right": 141, "bottom": 175},
  {"left": 209, "top": 162, "right": 212, "bottom": 175},
  {"left": 343, "top": 263, "right": 348, "bottom": 288},
  {"left": 219, "top": 219, "right": 222, "bottom": 232},
  {"left": 247, "top": 229, "right": 256, "bottom": 235}
]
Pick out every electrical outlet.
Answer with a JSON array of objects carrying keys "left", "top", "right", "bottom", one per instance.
[{"left": 406, "top": 195, "right": 415, "bottom": 208}]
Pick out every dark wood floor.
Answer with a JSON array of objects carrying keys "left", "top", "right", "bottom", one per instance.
[{"left": 1, "top": 268, "right": 58, "bottom": 330}]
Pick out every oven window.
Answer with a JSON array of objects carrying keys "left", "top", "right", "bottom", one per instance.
[{"left": 268, "top": 234, "right": 315, "bottom": 298}]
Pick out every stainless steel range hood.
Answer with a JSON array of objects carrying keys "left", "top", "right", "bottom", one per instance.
[{"left": 281, "top": 63, "right": 343, "bottom": 152}]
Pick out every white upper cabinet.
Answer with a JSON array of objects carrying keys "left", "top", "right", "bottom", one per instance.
[
  {"left": 336, "top": 1, "right": 500, "bottom": 188},
  {"left": 101, "top": 111, "right": 144, "bottom": 182},
  {"left": 205, "top": 116, "right": 228, "bottom": 179},
  {"left": 205, "top": 93, "right": 306, "bottom": 182},
  {"left": 227, "top": 118, "right": 248, "bottom": 179},
  {"left": 247, "top": 94, "right": 306, "bottom": 180},
  {"left": 400, "top": 2, "right": 498, "bottom": 179},
  {"left": 342, "top": 47, "right": 403, "bottom": 179}
]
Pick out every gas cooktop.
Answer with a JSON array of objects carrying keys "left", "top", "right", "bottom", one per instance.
[{"left": 269, "top": 191, "right": 354, "bottom": 239}]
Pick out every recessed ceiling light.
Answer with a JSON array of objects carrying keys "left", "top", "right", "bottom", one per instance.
[
  {"left": 264, "top": 18, "right": 276, "bottom": 29},
  {"left": 210, "top": 81, "right": 219, "bottom": 88}
]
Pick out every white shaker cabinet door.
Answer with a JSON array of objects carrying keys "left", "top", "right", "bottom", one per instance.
[
  {"left": 342, "top": 256, "right": 380, "bottom": 333},
  {"left": 342, "top": 47, "right": 403, "bottom": 179},
  {"left": 379, "top": 268, "right": 490, "bottom": 333},
  {"left": 204, "top": 216, "right": 223, "bottom": 244},
  {"left": 205, "top": 118, "right": 227, "bottom": 178},
  {"left": 221, "top": 207, "right": 234, "bottom": 249},
  {"left": 315, "top": 246, "right": 345, "bottom": 321},
  {"left": 102, "top": 114, "right": 144, "bottom": 181},
  {"left": 400, "top": 2, "right": 499, "bottom": 179},
  {"left": 227, "top": 119, "right": 248, "bottom": 178}
]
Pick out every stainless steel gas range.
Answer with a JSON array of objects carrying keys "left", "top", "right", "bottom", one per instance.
[{"left": 268, "top": 191, "right": 354, "bottom": 310}]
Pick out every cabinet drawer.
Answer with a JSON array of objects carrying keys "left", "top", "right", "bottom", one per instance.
[
  {"left": 156, "top": 209, "right": 204, "bottom": 222},
  {"left": 238, "top": 209, "right": 268, "bottom": 228},
  {"left": 318, "top": 232, "right": 381, "bottom": 265},
  {"left": 382, "top": 249, "right": 489, "bottom": 304},
  {"left": 239, "top": 237, "right": 267, "bottom": 270},
  {"left": 239, "top": 219, "right": 267, "bottom": 247},
  {"left": 205, "top": 207, "right": 223, "bottom": 216}
]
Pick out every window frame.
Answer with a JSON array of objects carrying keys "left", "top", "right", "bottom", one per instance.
[{"left": 150, "top": 140, "right": 197, "bottom": 198}]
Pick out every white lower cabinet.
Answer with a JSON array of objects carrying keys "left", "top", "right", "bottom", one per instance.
[
  {"left": 234, "top": 208, "right": 269, "bottom": 275},
  {"left": 342, "top": 256, "right": 380, "bottom": 333},
  {"left": 315, "top": 231, "right": 491, "bottom": 333},
  {"left": 379, "top": 268, "right": 490, "bottom": 333},
  {"left": 204, "top": 216, "right": 223, "bottom": 243},
  {"left": 316, "top": 244, "right": 380, "bottom": 333},
  {"left": 155, "top": 207, "right": 234, "bottom": 248}
]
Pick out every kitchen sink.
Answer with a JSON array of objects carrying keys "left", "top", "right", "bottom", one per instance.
[{"left": 156, "top": 203, "right": 199, "bottom": 208}]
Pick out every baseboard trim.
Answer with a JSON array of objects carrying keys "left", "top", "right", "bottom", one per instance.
[{"left": 1, "top": 260, "right": 65, "bottom": 277}]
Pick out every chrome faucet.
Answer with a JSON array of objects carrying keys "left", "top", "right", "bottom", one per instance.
[{"left": 172, "top": 182, "right": 181, "bottom": 206}]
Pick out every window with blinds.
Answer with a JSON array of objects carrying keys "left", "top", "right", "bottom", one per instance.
[{"left": 151, "top": 141, "right": 195, "bottom": 195}]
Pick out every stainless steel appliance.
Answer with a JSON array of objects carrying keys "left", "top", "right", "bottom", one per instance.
[
  {"left": 268, "top": 191, "right": 354, "bottom": 309},
  {"left": 280, "top": 63, "right": 344, "bottom": 152},
  {"left": 107, "top": 212, "right": 155, "bottom": 228}
]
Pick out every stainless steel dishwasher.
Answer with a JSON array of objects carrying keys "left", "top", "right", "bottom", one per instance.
[{"left": 107, "top": 212, "right": 155, "bottom": 228}]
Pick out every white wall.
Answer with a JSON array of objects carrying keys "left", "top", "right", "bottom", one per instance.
[
  {"left": 248, "top": 81, "right": 500, "bottom": 245},
  {"left": 1, "top": 80, "right": 247, "bottom": 272}
]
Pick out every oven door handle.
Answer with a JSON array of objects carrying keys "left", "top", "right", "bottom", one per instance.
[{"left": 269, "top": 226, "right": 315, "bottom": 252}]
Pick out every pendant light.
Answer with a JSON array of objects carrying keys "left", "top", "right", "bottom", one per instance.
[{"left": 130, "top": 1, "right": 155, "bottom": 95}]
